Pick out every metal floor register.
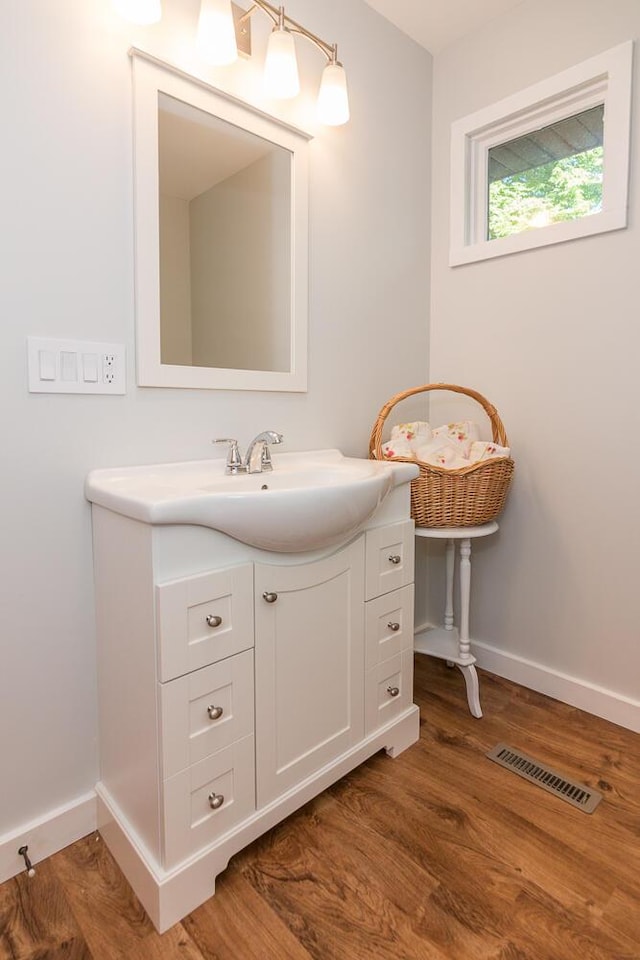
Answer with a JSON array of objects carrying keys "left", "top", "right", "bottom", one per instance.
[{"left": 486, "top": 743, "right": 603, "bottom": 813}]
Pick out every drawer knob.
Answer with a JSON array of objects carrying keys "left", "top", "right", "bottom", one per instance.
[
  {"left": 388, "top": 554, "right": 401, "bottom": 565},
  {"left": 262, "top": 591, "right": 278, "bottom": 603},
  {"left": 207, "top": 705, "right": 224, "bottom": 721},
  {"left": 387, "top": 685, "right": 400, "bottom": 698},
  {"left": 206, "top": 615, "right": 223, "bottom": 628},
  {"left": 387, "top": 621, "right": 400, "bottom": 632},
  {"left": 208, "top": 792, "right": 225, "bottom": 810}
]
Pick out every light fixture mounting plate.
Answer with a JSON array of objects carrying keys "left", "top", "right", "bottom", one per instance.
[{"left": 232, "top": 2, "right": 252, "bottom": 58}]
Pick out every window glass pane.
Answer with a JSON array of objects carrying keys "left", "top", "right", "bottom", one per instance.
[{"left": 487, "top": 104, "right": 604, "bottom": 240}]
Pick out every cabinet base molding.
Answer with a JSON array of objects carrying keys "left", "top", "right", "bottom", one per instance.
[{"left": 96, "top": 705, "right": 419, "bottom": 933}]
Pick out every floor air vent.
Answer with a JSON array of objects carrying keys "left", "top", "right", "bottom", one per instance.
[{"left": 486, "top": 743, "right": 602, "bottom": 813}]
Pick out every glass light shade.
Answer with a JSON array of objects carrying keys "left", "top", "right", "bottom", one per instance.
[
  {"left": 196, "top": 0, "right": 238, "bottom": 65},
  {"left": 112, "top": 0, "right": 161, "bottom": 24},
  {"left": 263, "top": 28, "right": 300, "bottom": 99},
  {"left": 317, "top": 62, "right": 350, "bottom": 126}
]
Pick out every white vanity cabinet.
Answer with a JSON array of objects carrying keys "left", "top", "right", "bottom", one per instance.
[{"left": 90, "top": 478, "right": 419, "bottom": 933}]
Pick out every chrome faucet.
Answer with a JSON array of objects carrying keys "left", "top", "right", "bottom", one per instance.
[
  {"left": 243, "top": 430, "right": 284, "bottom": 473},
  {"left": 214, "top": 431, "right": 284, "bottom": 474}
]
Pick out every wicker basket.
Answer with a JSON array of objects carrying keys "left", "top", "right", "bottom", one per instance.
[{"left": 369, "top": 383, "right": 515, "bottom": 527}]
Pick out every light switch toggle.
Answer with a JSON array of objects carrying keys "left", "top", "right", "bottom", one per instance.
[
  {"left": 38, "top": 350, "right": 56, "bottom": 381},
  {"left": 60, "top": 351, "right": 78, "bottom": 382},
  {"left": 82, "top": 353, "right": 99, "bottom": 383}
]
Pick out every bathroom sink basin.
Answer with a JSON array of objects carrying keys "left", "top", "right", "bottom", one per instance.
[{"left": 85, "top": 449, "right": 418, "bottom": 553}]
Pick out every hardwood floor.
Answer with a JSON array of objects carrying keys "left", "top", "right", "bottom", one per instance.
[{"left": 2, "top": 656, "right": 639, "bottom": 959}]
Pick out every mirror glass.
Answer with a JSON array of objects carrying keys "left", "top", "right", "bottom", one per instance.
[
  {"left": 158, "top": 93, "right": 291, "bottom": 373},
  {"left": 131, "top": 51, "right": 310, "bottom": 391}
]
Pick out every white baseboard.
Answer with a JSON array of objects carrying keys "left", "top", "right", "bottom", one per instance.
[
  {"left": 0, "top": 791, "right": 97, "bottom": 884},
  {"left": 469, "top": 639, "right": 640, "bottom": 733}
]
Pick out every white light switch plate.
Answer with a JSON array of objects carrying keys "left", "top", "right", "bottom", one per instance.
[{"left": 27, "top": 338, "right": 126, "bottom": 394}]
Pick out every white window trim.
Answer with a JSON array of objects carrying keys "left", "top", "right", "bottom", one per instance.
[{"left": 449, "top": 41, "right": 634, "bottom": 266}]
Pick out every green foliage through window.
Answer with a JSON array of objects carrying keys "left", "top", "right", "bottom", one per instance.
[{"left": 488, "top": 146, "right": 604, "bottom": 240}]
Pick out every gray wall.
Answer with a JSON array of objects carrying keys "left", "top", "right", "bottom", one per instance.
[
  {"left": 0, "top": 0, "right": 431, "bottom": 844},
  {"left": 428, "top": 0, "right": 640, "bottom": 726}
]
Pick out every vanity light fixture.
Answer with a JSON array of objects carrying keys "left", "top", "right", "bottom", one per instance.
[
  {"left": 262, "top": 6, "right": 300, "bottom": 99},
  {"left": 235, "top": 1, "right": 350, "bottom": 125},
  {"left": 196, "top": 0, "right": 240, "bottom": 65},
  {"left": 113, "top": 0, "right": 349, "bottom": 125}
]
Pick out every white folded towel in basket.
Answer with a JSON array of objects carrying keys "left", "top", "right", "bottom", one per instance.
[
  {"left": 470, "top": 440, "right": 512, "bottom": 461},
  {"left": 414, "top": 437, "right": 470, "bottom": 469},
  {"left": 383, "top": 420, "right": 511, "bottom": 469},
  {"left": 391, "top": 421, "right": 433, "bottom": 444}
]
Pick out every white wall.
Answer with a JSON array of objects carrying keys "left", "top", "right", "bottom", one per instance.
[
  {"left": 429, "top": 0, "right": 640, "bottom": 728},
  {"left": 0, "top": 0, "right": 430, "bottom": 870}
]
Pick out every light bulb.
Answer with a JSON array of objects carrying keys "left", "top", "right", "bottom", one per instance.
[
  {"left": 112, "top": 0, "right": 161, "bottom": 24},
  {"left": 263, "top": 27, "right": 300, "bottom": 99},
  {"left": 196, "top": 0, "right": 238, "bottom": 65},
  {"left": 317, "top": 61, "right": 350, "bottom": 126}
]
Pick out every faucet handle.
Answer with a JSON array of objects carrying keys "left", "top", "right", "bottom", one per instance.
[
  {"left": 213, "top": 438, "right": 243, "bottom": 474},
  {"left": 260, "top": 445, "right": 274, "bottom": 472}
]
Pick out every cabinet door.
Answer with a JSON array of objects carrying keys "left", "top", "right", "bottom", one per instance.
[{"left": 254, "top": 539, "right": 365, "bottom": 808}]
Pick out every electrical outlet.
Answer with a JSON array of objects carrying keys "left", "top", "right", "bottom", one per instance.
[
  {"left": 27, "top": 338, "right": 126, "bottom": 394},
  {"left": 103, "top": 354, "right": 116, "bottom": 384}
]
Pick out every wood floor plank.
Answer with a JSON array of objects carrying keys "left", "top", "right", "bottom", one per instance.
[
  {"left": 239, "top": 792, "right": 452, "bottom": 960},
  {"left": 20, "top": 941, "right": 92, "bottom": 960},
  {"left": 328, "top": 759, "right": 526, "bottom": 951},
  {"left": 183, "top": 859, "right": 313, "bottom": 960},
  {"left": 506, "top": 885, "right": 636, "bottom": 960},
  {"left": 49, "top": 835, "right": 203, "bottom": 960},
  {"left": 596, "top": 887, "right": 640, "bottom": 955},
  {"left": 0, "top": 859, "right": 92, "bottom": 960}
]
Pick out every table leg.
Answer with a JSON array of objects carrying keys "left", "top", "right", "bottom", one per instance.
[
  {"left": 458, "top": 663, "right": 483, "bottom": 718},
  {"left": 458, "top": 538, "right": 472, "bottom": 661},
  {"left": 458, "top": 537, "right": 482, "bottom": 717},
  {"left": 444, "top": 538, "right": 456, "bottom": 666},
  {"left": 444, "top": 539, "right": 455, "bottom": 630}
]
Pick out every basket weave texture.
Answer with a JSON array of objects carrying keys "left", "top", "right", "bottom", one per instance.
[{"left": 369, "top": 383, "right": 515, "bottom": 528}]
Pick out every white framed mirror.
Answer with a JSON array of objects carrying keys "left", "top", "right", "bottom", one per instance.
[{"left": 131, "top": 50, "right": 311, "bottom": 391}]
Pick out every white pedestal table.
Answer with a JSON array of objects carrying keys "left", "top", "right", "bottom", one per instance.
[{"left": 413, "top": 521, "right": 498, "bottom": 718}]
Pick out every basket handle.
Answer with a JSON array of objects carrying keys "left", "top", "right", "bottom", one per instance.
[{"left": 369, "top": 382, "right": 509, "bottom": 459}]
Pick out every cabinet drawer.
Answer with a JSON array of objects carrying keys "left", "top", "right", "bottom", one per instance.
[
  {"left": 156, "top": 564, "right": 254, "bottom": 682},
  {"left": 365, "top": 584, "right": 414, "bottom": 671},
  {"left": 365, "top": 651, "right": 413, "bottom": 734},
  {"left": 162, "top": 735, "right": 255, "bottom": 868},
  {"left": 159, "top": 649, "right": 254, "bottom": 780},
  {"left": 365, "top": 520, "right": 414, "bottom": 600}
]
